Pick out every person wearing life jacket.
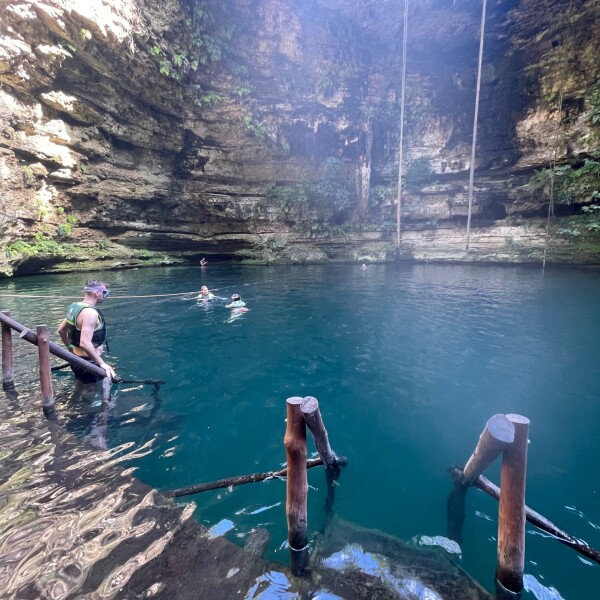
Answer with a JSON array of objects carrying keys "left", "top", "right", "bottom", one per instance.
[
  {"left": 224, "top": 293, "right": 249, "bottom": 323},
  {"left": 57, "top": 280, "right": 116, "bottom": 383},
  {"left": 225, "top": 293, "right": 246, "bottom": 309},
  {"left": 197, "top": 285, "right": 215, "bottom": 301}
]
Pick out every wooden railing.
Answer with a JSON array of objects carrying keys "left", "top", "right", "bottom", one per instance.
[
  {"left": 1, "top": 309, "right": 110, "bottom": 412},
  {"left": 449, "top": 414, "right": 600, "bottom": 598}
]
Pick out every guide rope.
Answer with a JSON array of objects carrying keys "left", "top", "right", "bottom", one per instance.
[
  {"left": 0, "top": 278, "right": 275, "bottom": 300},
  {"left": 465, "top": 0, "right": 488, "bottom": 251},
  {"left": 0, "top": 291, "right": 199, "bottom": 300},
  {"left": 396, "top": 0, "right": 409, "bottom": 247}
]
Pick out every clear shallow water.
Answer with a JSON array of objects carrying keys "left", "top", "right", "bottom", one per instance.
[{"left": 1, "top": 263, "right": 599, "bottom": 599}]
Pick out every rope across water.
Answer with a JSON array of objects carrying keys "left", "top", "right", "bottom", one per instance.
[{"left": 0, "top": 278, "right": 275, "bottom": 300}]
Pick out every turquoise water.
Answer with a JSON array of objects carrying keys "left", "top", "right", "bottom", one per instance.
[{"left": 1, "top": 263, "right": 599, "bottom": 598}]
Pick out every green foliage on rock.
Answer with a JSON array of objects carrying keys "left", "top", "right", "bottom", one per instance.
[
  {"left": 529, "top": 156, "right": 600, "bottom": 205},
  {"left": 242, "top": 114, "right": 267, "bottom": 139},
  {"left": 587, "top": 87, "right": 600, "bottom": 126},
  {"left": 195, "top": 91, "right": 222, "bottom": 107},
  {"left": 404, "top": 157, "right": 433, "bottom": 193},
  {"left": 22, "top": 165, "right": 36, "bottom": 186},
  {"left": 582, "top": 204, "right": 600, "bottom": 232},
  {"left": 150, "top": 0, "right": 234, "bottom": 84},
  {"left": 233, "top": 83, "right": 252, "bottom": 97},
  {"left": 316, "top": 75, "right": 336, "bottom": 98},
  {"left": 311, "top": 157, "right": 355, "bottom": 215},
  {"left": 5, "top": 233, "right": 78, "bottom": 259},
  {"left": 237, "top": 236, "right": 287, "bottom": 262},
  {"left": 266, "top": 184, "right": 309, "bottom": 218},
  {"left": 370, "top": 185, "right": 396, "bottom": 209}
]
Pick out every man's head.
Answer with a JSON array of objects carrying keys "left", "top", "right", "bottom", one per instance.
[
  {"left": 200, "top": 286, "right": 209, "bottom": 295},
  {"left": 231, "top": 293, "right": 241, "bottom": 301},
  {"left": 84, "top": 280, "right": 109, "bottom": 304}
]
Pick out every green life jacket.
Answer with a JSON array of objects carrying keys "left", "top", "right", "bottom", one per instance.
[{"left": 65, "top": 302, "right": 107, "bottom": 349}]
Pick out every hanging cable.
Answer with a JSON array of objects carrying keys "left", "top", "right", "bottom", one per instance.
[
  {"left": 542, "top": 0, "right": 573, "bottom": 271},
  {"left": 396, "top": 0, "right": 409, "bottom": 247},
  {"left": 465, "top": 0, "right": 488, "bottom": 251}
]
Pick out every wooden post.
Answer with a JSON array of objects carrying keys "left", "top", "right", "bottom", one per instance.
[
  {"left": 284, "top": 396, "right": 309, "bottom": 576},
  {"left": 496, "top": 414, "right": 530, "bottom": 594},
  {"left": 36, "top": 325, "right": 54, "bottom": 414},
  {"left": 462, "top": 414, "right": 515, "bottom": 485},
  {"left": 301, "top": 396, "right": 339, "bottom": 468},
  {"left": 2, "top": 310, "right": 15, "bottom": 390}
]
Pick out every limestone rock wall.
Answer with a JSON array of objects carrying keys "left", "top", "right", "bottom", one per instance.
[{"left": 0, "top": 0, "right": 599, "bottom": 275}]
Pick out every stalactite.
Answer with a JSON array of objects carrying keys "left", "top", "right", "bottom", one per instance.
[{"left": 356, "top": 120, "right": 373, "bottom": 215}]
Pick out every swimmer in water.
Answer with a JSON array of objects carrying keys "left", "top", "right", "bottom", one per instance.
[
  {"left": 225, "top": 293, "right": 246, "bottom": 309},
  {"left": 225, "top": 293, "right": 249, "bottom": 323},
  {"left": 197, "top": 285, "right": 215, "bottom": 301}
]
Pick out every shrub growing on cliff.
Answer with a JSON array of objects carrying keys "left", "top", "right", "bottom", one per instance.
[
  {"left": 404, "top": 157, "right": 433, "bottom": 193},
  {"left": 582, "top": 204, "right": 600, "bottom": 232},
  {"left": 529, "top": 158, "right": 600, "bottom": 205},
  {"left": 243, "top": 115, "right": 267, "bottom": 139},
  {"left": 310, "top": 157, "right": 355, "bottom": 217},
  {"left": 587, "top": 87, "right": 600, "bottom": 126},
  {"left": 6, "top": 234, "right": 77, "bottom": 259},
  {"left": 266, "top": 184, "right": 309, "bottom": 218}
]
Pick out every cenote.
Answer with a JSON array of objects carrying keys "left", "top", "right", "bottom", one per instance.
[{"left": 1, "top": 263, "right": 599, "bottom": 598}]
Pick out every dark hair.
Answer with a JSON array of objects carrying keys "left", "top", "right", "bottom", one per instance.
[{"left": 231, "top": 294, "right": 241, "bottom": 301}]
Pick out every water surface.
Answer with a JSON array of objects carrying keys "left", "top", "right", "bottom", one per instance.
[{"left": 1, "top": 263, "right": 598, "bottom": 598}]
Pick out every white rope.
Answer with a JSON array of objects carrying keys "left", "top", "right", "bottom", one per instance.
[
  {"left": 396, "top": 0, "right": 409, "bottom": 247},
  {"left": 465, "top": 0, "right": 487, "bottom": 251},
  {"left": 0, "top": 291, "right": 199, "bottom": 299},
  {"left": 288, "top": 542, "right": 309, "bottom": 552}
]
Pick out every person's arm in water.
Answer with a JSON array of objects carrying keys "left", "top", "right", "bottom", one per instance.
[
  {"left": 78, "top": 309, "right": 116, "bottom": 380},
  {"left": 57, "top": 319, "right": 70, "bottom": 349}
]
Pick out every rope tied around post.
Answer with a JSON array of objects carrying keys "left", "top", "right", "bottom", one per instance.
[{"left": 288, "top": 543, "right": 310, "bottom": 552}]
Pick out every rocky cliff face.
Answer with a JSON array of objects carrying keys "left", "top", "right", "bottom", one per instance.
[{"left": 1, "top": 0, "right": 599, "bottom": 276}]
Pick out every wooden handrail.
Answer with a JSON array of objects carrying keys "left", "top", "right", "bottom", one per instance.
[
  {"left": 0, "top": 311, "right": 107, "bottom": 379},
  {"left": 449, "top": 466, "right": 600, "bottom": 565}
]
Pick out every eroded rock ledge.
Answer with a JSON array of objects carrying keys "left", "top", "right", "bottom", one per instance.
[{"left": 1, "top": 0, "right": 599, "bottom": 276}]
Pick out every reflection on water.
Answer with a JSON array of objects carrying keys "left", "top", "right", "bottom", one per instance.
[
  {"left": 323, "top": 543, "right": 444, "bottom": 600},
  {"left": 0, "top": 401, "right": 193, "bottom": 598},
  {"left": 524, "top": 574, "right": 565, "bottom": 600},
  {"left": 1, "top": 264, "right": 599, "bottom": 599},
  {"left": 244, "top": 570, "right": 296, "bottom": 600}
]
